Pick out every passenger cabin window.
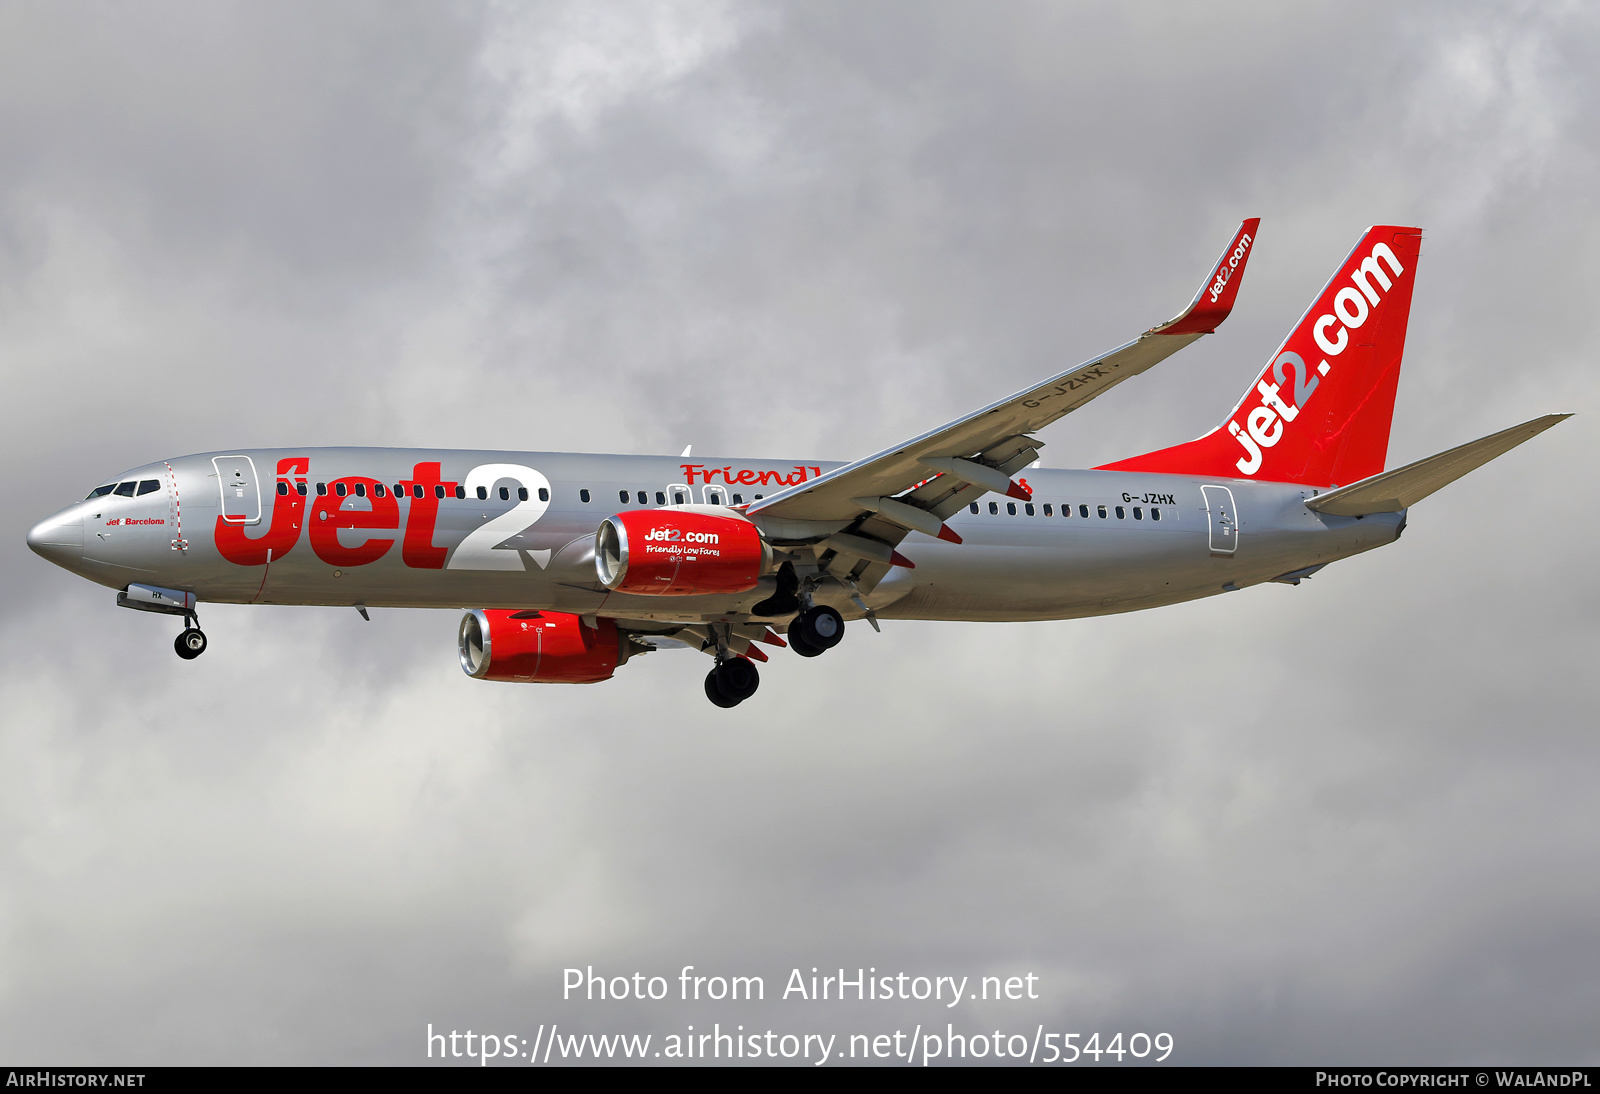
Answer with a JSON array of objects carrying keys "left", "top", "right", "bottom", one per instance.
[
  {"left": 1007, "top": 502, "right": 1017, "bottom": 515},
  {"left": 580, "top": 489, "right": 591, "bottom": 503},
  {"left": 1115, "top": 505, "right": 1124, "bottom": 519},
  {"left": 373, "top": 484, "right": 385, "bottom": 497},
  {"left": 754, "top": 494, "right": 764, "bottom": 500},
  {"left": 454, "top": 486, "right": 466, "bottom": 499},
  {"left": 1133, "top": 507, "right": 1143, "bottom": 520},
  {"left": 317, "top": 483, "right": 328, "bottom": 496},
  {"left": 988, "top": 501, "right": 999, "bottom": 515},
  {"left": 1080, "top": 504, "right": 1089, "bottom": 518},
  {"left": 1097, "top": 504, "right": 1107, "bottom": 518},
  {"left": 516, "top": 487, "right": 527, "bottom": 501},
  {"left": 636, "top": 491, "right": 647, "bottom": 504},
  {"left": 655, "top": 491, "right": 666, "bottom": 505},
  {"left": 619, "top": 490, "right": 629, "bottom": 503},
  {"left": 1025, "top": 503, "right": 1035, "bottom": 516},
  {"left": 137, "top": 480, "right": 160, "bottom": 496},
  {"left": 476, "top": 486, "right": 488, "bottom": 500},
  {"left": 113, "top": 482, "right": 136, "bottom": 497},
  {"left": 732, "top": 493, "right": 743, "bottom": 504},
  {"left": 336, "top": 483, "right": 348, "bottom": 497},
  {"left": 87, "top": 484, "right": 116, "bottom": 499},
  {"left": 296, "top": 483, "right": 307, "bottom": 496},
  {"left": 1151, "top": 508, "right": 1161, "bottom": 521},
  {"left": 673, "top": 491, "right": 685, "bottom": 504},
  {"left": 1043, "top": 504, "right": 1053, "bottom": 516},
  {"left": 355, "top": 483, "right": 367, "bottom": 498},
  {"left": 394, "top": 483, "right": 404, "bottom": 496},
  {"left": 707, "top": 490, "right": 724, "bottom": 505},
  {"left": 970, "top": 502, "right": 979, "bottom": 514},
  {"left": 538, "top": 487, "right": 549, "bottom": 502},
  {"left": 413, "top": 484, "right": 424, "bottom": 498},
  {"left": 498, "top": 487, "right": 509, "bottom": 501},
  {"left": 276, "top": 481, "right": 288, "bottom": 495},
  {"left": 434, "top": 485, "right": 445, "bottom": 499}
]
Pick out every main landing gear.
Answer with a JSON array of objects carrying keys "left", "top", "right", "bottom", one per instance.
[
  {"left": 174, "top": 611, "right": 207, "bottom": 660},
  {"left": 705, "top": 657, "right": 760, "bottom": 707},
  {"left": 788, "top": 605, "right": 844, "bottom": 658}
]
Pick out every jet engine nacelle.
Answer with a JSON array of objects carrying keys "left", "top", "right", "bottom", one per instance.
[
  {"left": 595, "top": 509, "right": 770, "bottom": 596},
  {"left": 458, "top": 609, "right": 624, "bottom": 683}
]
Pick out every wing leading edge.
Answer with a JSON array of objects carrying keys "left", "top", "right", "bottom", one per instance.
[{"left": 748, "top": 218, "right": 1261, "bottom": 528}]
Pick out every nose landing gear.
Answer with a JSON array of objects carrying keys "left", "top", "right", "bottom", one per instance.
[
  {"left": 174, "top": 627, "right": 208, "bottom": 660},
  {"left": 173, "top": 607, "right": 207, "bottom": 660}
]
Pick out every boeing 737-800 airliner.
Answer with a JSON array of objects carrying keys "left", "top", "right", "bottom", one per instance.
[{"left": 27, "top": 220, "right": 1568, "bottom": 706}]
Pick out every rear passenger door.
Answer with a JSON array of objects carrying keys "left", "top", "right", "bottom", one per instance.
[{"left": 1201, "top": 485, "right": 1238, "bottom": 556}]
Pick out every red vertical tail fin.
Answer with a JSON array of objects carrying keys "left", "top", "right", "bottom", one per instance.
[{"left": 1099, "top": 226, "right": 1423, "bottom": 487}]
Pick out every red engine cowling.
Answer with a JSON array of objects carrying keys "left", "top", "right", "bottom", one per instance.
[
  {"left": 595, "top": 510, "right": 769, "bottom": 596},
  {"left": 458, "top": 609, "right": 621, "bottom": 683}
]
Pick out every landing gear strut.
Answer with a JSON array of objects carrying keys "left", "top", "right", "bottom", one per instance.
[
  {"left": 174, "top": 612, "right": 207, "bottom": 660},
  {"left": 705, "top": 657, "right": 760, "bottom": 707},
  {"left": 789, "top": 605, "right": 844, "bottom": 657}
]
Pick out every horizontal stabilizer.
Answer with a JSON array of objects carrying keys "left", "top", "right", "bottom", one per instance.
[{"left": 1304, "top": 413, "right": 1571, "bottom": 517}]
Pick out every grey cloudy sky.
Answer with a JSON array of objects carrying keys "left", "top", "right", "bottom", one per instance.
[{"left": 1, "top": 0, "right": 1597, "bottom": 1066}]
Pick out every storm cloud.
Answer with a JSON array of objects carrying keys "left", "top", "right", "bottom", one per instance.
[{"left": 1, "top": 0, "right": 1597, "bottom": 1065}]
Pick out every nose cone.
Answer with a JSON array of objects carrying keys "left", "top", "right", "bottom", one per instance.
[{"left": 27, "top": 510, "right": 83, "bottom": 568}]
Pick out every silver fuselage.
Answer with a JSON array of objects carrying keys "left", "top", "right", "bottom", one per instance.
[{"left": 26, "top": 448, "right": 1403, "bottom": 624}]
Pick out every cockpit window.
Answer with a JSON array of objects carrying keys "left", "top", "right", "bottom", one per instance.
[
  {"left": 137, "top": 480, "right": 161, "bottom": 496},
  {"left": 113, "top": 482, "right": 136, "bottom": 497},
  {"left": 86, "top": 484, "right": 117, "bottom": 499}
]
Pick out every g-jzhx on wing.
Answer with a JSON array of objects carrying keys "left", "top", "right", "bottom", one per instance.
[{"left": 747, "top": 218, "right": 1261, "bottom": 527}]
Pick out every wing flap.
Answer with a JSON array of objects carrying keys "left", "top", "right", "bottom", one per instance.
[{"left": 1304, "top": 414, "right": 1570, "bottom": 517}]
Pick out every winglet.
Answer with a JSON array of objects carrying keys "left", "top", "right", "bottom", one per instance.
[{"left": 1151, "top": 218, "right": 1261, "bottom": 336}]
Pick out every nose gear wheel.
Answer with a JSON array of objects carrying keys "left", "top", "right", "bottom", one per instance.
[{"left": 174, "top": 628, "right": 208, "bottom": 660}]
